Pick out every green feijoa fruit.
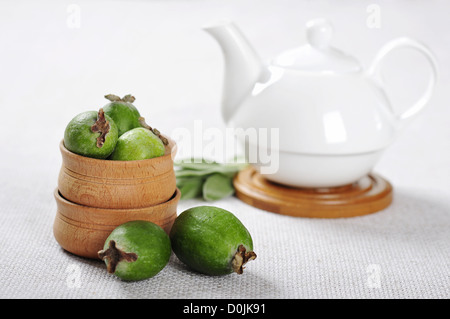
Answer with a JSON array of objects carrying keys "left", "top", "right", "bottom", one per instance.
[
  {"left": 64, "top": 108, "right": 118, "bottom": 159},
  {"left": 170, "top": 206, "right": 256, "bottom": 275},
  {"left": 102, "top": 94, "right": 141, "bottom": 136},
  {"left": 109, "top": 127, "right": 165, "bottom": 161},
  {"left": 98, "top": 220, "right": 171, "bottom": 281}
]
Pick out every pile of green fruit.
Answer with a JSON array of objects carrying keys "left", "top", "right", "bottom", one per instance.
[
  {"left": 98, "top": 206, "right": 257, "bottom": 281},
  {"left": 63, "top": 94, "right": 257, "bottom": 281},
  {"left": 64, "top": 94, "right": 168, "bottom": 161}
]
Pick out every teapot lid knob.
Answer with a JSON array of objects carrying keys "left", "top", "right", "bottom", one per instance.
[
  {"left": 306, "top": 19, "right": 333, "bottom": 49},
  {"left": 272, "top": 18, "right": 361, "bottom": 73}
]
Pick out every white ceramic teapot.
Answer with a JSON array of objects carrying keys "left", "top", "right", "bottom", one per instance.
[{"left": 204, "top": 19, "right": 438, "bottom": 188}]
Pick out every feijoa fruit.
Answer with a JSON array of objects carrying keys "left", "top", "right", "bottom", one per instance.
[
  {"left": 98, "top": 220, "right": 171, "bottom": 281},
  {"left": 102, "top": 94, "right": 142, "bottom": 136},
  {"left": 64, "top": 108, "right": 118, "bottom": 159},
  {"left": 170, "top": 206, "right": 256, "bottom": 275},
  {"left": 109, "top": 127, "right": 165, "bottom": 161}
]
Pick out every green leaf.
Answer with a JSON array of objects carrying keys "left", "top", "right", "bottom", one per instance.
[
  {"left": 202, "top": 173, "right": 235, "bottom": 201},
  {"left": 176, "top": 175, "right": 204, "bottom": 188},
  {"left": 174, "top": 158, "right": 219, "bottom": 171},
  {"left": 179, "top": 177, "right": 204, "bottom": 200},
  {"left": 176, "top": 157, "right": 247, "bottom": 169},
  {"left": 175, "top": 168, "right": 217, "bottom": 178},
  {"left": 175, "top": 161, "right": 247, "bottom": 176},
  {"left": 175, "top": 157, "right": 248, "bottom": 201}
]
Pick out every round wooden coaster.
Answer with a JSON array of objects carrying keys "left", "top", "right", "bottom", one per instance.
[{"left": 233, "top": 166, "right": 393, "bottom": 218}]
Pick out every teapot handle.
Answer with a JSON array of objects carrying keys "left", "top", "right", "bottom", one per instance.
[{"left": 367, "top": 37, "right": 438, "bottom": 127}]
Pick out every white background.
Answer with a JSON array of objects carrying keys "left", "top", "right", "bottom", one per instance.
[{"left": 0, "top": 0, "right": 449, "bottom": 298}]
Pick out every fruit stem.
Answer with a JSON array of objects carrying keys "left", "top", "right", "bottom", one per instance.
[
  {"left": 98, "top": 240, "right": 138, "bottom": 274},
  {"left": 122, "top": 94, "right": 136, "bottom": 103},
  {"left": 231, "top": 245, "right": 257, "bottom": 274},
  {"left": 104, "top": 94, "right": 122, "bottom": 102},
  {"left": 91, "top": 108, "right": 110, "bottom": 148},
  {"left": 139, "top": 117, "right": 169, "bottom": 146},
  {"left": 104, "top": 94, "right": 136, "bottom": 103}
]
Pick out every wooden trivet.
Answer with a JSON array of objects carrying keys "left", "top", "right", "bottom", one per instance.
[{"left": 233, "top": 166, "right": 393, "bottom": 218}]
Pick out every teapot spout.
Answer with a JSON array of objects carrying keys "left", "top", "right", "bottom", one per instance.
[{"left": 204, "top": 21, "right": 263, "bottom": 124}]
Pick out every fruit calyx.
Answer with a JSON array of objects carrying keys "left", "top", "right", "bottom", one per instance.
[
  {"left": 98, "top": 240, "right": 138, "bottom": 274},
  {"left": 231, "top": 245, "right": 257, "bottom": 274},
  {"left": 139, "top": 117, "right": 169, "bottom": 146},
  {"left": 105, "top": 94, "right": 136, "bottom": 104},
  {"left": 91, "top": 108, "right": 110, "bottom": 148}
]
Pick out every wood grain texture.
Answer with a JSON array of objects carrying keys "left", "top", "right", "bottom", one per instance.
[
  {"left": 53, "top": 188, "right": 180, "bottom": 259},
  {"left": 233, "top": 166, "right": 393, "bottom": 218},
  {"left": 58, "top": 138, "right": 177, "bottom": 209}
]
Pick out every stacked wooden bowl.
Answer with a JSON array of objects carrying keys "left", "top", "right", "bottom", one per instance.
[{"left": 53, "top": 139, "right": 180, "bottom": 259}]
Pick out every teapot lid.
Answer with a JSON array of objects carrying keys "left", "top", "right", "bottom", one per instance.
[{"left": 273, "top": 19, "right": 361, "bottom": 73}]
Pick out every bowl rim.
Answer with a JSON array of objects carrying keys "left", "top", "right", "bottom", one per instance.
[
  {"left": 54, "top": 187, "right": 180, "bottom": 212},
  {"left": 60, "top": 134, "right": 177, "bottom": 166}
]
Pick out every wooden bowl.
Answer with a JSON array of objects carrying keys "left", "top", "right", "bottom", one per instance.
[
  {"left": 53, "top": 188, "right": 180, "bottom": 259},
  {"left": 58, "top": 138, "right": 177, "bottom": 209}
]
